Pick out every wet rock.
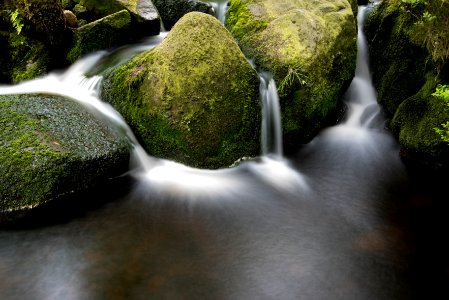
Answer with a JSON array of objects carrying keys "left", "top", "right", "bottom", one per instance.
[
  {"left": 152, "top": 0, "right": 213, "bottom": 29},
  {"left": 101, "top": 12, "right": 261, "bottom": 169},
  {"left": 0, "top": 94, "right": 131, "bottom": 214},
  {"left": 225, "top": 0, "right": 357, "bottom": 151},
  {"left": 67, "top": 10, "right": 132, "bottom": 63},
  {"left": 365, "top": 1, "right": 449, "bottom": 168}
]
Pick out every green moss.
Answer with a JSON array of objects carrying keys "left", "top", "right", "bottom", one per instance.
[
  {"left": 0, "top": 94, "right": 131, "bottom": 211},
  {"left": 67, "top": 10, "right": 132, "bottom": 63},
  {"left": 102, "top": 12, "right": 260, "bottom": 169},
  {"left": 225, "top": 0, "right": 357, "bottom": 149},
  {"left": 365, "top": 2, "right": 430, "bottom": 116},
  {"left": 225, "top": 0, "right": 268, "bottom": 41},
  {"left": 8, "top": 33, "right": 49, "bottom": 83},
  {"left": 391, "top": 73, "right": 449, "bottom": 165}
]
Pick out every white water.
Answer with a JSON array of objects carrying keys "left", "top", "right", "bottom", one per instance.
[
  {"left": 260, "top": 72, "right": 283, "bottom": 157},
  {"left": 208, "top": 0, "right": 229, "bottom": 24},
  {"left": 341, "top": 6, "right": 381, "bottom": 129},
  {"left": 0, "top": 28, "right": 306, "bottom": 198}
]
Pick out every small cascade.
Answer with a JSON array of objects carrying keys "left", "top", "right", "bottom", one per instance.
[
  {"left": 208, "top": 0, "right": 229, "bottom": 24},
  {"left": 259, "top": 72, "right": 283, "bottom": 157},
  {"left": 341, "top": 5, "right": 381, "bottom": 129}
]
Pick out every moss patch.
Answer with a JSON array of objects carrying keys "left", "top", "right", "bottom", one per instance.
[
  {"left": 391, "top": 74, "right": 449, "bottom": 166},
  {"left": 102, "top": 12, "right": 261, "bottom": 169}
]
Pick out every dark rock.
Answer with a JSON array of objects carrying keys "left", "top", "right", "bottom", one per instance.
[
  {"left": 0, "top": 94, "right": 131, "bottom": 214},
  {"left": 152, "top": 0, "right": 213, "bottom": 29}
]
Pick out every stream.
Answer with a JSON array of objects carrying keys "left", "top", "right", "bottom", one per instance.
[{"left": 0, "top": 4, "right": 448, "bottom": 300}]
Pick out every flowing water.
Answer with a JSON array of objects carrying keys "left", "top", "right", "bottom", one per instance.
[{"left": 1, "top": 5, "right": 448, "bottom": 300}]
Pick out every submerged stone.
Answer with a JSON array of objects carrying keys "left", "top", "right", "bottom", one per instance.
[
  {"left": 225, "top": 0, "right": 357, "bottom": 151},
  {"left": 0, "top": 94, "right": 131, "bottom": 214},
  {"left": 102, "top": 12, "right": 261, "bottom": 169}
]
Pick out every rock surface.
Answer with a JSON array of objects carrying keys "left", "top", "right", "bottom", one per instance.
[
  {"left": 152, "top": 0, "right": 213, "bottom": 29},
  {"left": 365, "top": 1, "right": 449, "bottom": 168},
  {"left": 102, "top": 12, "right": 261, "bottom": 169},
  {"left": 225, "top": 0, "right": 357, "bottom": 151},
  {"left": 0, "top": 94, "right": 131, "bottom": 213},
  {"left": 67, "top": 10, "right": 132, "bottom": 63}
]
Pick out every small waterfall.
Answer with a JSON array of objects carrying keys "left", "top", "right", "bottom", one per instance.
[
  {"left": 208, "top": 0, "right": 229, "bottom": 24},
  {"left": 259, "top": 72, "right": 283, "bottom": 157},
  {"left": 341, "top": 5, "right": 381, "bottom": 129}
]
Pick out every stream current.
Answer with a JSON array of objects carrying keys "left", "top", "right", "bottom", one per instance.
[{"left": 1, "top": 4, "right": 448, "bottom": 300}]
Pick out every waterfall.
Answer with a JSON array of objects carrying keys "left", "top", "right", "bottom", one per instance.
[
  {"left": 259, "top": 72, "right": 283, "bottom": 157},
  {"left": 341, "top": 6, "right": 381, "bottom": 129},
  {"left": 209, "top": 0, "right": 229, "bottom": 24}
]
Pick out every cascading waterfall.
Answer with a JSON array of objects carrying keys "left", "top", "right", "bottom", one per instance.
[
  {"left": 341, "top": 5, "right": 381, "bottom": 129},
  {"left": 0, "top": 9, "right": 306, "bottom": 196},
  {"left": 259, "top": 72, "right": 283, "bottom": 157}
]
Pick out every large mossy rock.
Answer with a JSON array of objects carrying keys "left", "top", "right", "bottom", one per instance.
[
  {"left": 67, "top": 10, "right": 132, "bottom": 63},
  {"left": 101, "top": 12, "right": 261, "bottom": 169},
  {"left": 365, "top": 1, "right": 449, "bottom": 168},
  {"left": 0, "top": 94, "right": 131, "bottom": 213},
  {"left": 152, "top": 0, "right": 213, "bottom": 29},
  {"left": 225, "top": 0, "right": 357, "bottom": 151}
]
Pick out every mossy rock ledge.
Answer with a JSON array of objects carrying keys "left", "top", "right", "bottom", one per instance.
[
  {"left": 0, "top": 94, "right": 131, "bottom": 218},
  {"left": 225, "top": 0, "right": 357, "bottom": 151},
  {"left": 101, "top": 12, "right": 261, "bottom": 169},
  {"left": 365, "top": 2, "right": 449, "bottom": 168}
]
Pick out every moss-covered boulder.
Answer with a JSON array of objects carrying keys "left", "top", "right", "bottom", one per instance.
[
  {"left": 225, "top": 0, "right": 357, "bottom": 151},
  {"left": 364, "top": 2, "right": 429, "bottom": 116},
  {"left": 101, "top": 12, "right": 261, "bottom": 169},
  {"left": 365, "top": 1, "right": 449, "bottom": 168},
  {"left": 67, "top": 10, "right": 132, "bottom": 63},
  {"left": 0, "top": 94, "right": 131, "bottom": 214},
  {"left": 152, "top": 0, "right": 213, "bottom": 29},
  {"left": 390, "top": 75, "right": 449, "bottom": 167}
]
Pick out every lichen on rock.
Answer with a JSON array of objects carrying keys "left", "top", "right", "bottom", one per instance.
[{"left": 101, "top": 12, "right": 261, "bottom": 169}]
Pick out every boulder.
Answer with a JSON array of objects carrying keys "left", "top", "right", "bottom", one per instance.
[
  {"left": 365, "top": 1, "right": 449, "bottom": 168},
  {"left": 225, "top": 0, "right": 357, "bottom": 151},
  {"left": 152, "top": 0, "right": 213, "bottom": 29},
  {"left": 101, "top": 12, "right": 261, "bottom": 169},
  {"left": 0, "top": 94, "right": 131, "bottom": 213},
  {"left": 67, "top": 10, "right": 132, "bottom": 63}
]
